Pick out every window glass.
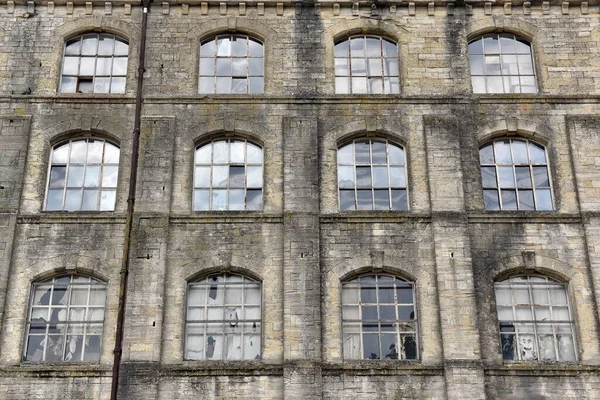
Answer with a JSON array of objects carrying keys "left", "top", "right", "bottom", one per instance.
[
  {"left": 495, "top": 275, "right": 576, "bottom": 362},
  {"left": 45, "top": 139, "right": 120, "bottom": 211},
  {"left": 338, "top": 139, "right": 408, "bottom": 211},
  {"left": 199, "top": 35, "right": 264, "bottom": 94},
  {"left": 194, "top": 139, "right": 263, "bottom": 211},
  {"left": 335, "top": 36, "right": 399, "bottom": 94},
  {"left": 468, "top": 34, "right": 537, "bottom": 94},
  {"left": 479, "top": 138, "right": 553, "bottom": 211},
  {"left": 186, "top": 273, "right": 261, "bottom": 360},
  {"left": 24, "top": 274, "right": 107, "bottom": 362},
  {"left": 342, "top": 274, "right": 417, "bottom": 360},
  {"left": 60, "top": 34, "right": 128, "bottom": 94}
]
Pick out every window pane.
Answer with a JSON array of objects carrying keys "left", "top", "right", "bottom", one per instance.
[
  {"left": 195, "top": 167, "right": 210, "bottom": 188},
  {"left": 60, "top": 77, "right": 77, "bottom": 93},
  {"left": 84, "top": 166, "right": 100, "bottom": 187},
  {"left": 212, "top": 166, "right": 228, "bottom": 187},
  {"left": 231, "top": 79, "right": 247, "bottom": 94},
  {"left": 231, "top": 36, "right": 247, "bottom": 56},
  {"left": 372, "top": 167, "right": 388, "bottom": 188},
  {"left": 249, "top": 58, "right": 263, "bottom": 76},
  {"left": 355, "top": 167, "right": 371, "bottom": 188},
  {"left": 535, "top": 189, "right": 553, "bottom": 210},
  {"left": 246, "top": 189, "right": 262, "bottom": 210},
  {"left": 102, "top": 166, "right": 119, "bottom": 188},
  {"left": 229, "top": 166, "right": 245, "bottom": 187},
  {"left": 196, "top": 144, "right": 212, "bottom": 164},
  {"left": 340, "top": 190, "right": 355, "bottom": 210},
  {"left": 65, "top": 189, "right": 82, "bottom": 211},
  {"left": 354, "top": 141, "right": 370, "bottom": 163},
  {"left": 472, "top": 76, "right": 486, "bottom": 93},
  {"left": 338, "top": 166, "right": 355, "bottom": 188},
  {"left": 49, "top": 166, "right": 66, "bottom": 188},
  {"left": 511, "top": 140, "right": 529, "bottom": 164},
  {"left": 515, "top": 167, "right": 532, "bottom": 188},
  {"left": 481, "top": 167, "right": 497, "bottom": 188},
  {"left": 81, "top": 189, "right": 98, "bottom": 210},
  {"left": 338, "top": 144, "right": 353, "bottom": 164},
  {"left": 247, "top": 166, "right": 262, "bottom": 188},
  {"left": 469, "top": 55, "right": 484, "bottom": 75},
  {"left": 388, "top": 145, "right": 404, "bottom": 164},
  {"left": 334, "top": 41, "right": 349, "bottom": 57},
  {"left": 70, "top": 141, "right": 87, "bottom": 163},
  {"left": 483, "top": 189, "right": 500, "bottom": 210},
  {"left": 212, "top": 190, "right": 227, "bottom": 210},
  {"left": 248, "top": 77, "right": 263, "bottom": 94},
  {"left": 229, "top": 189, "right": 245, "bottom": 210},
  {"left": 216, "top": 77, "right": 232, "bottom": 93},
  {"left": 99, "top": 190, "right": 116, "bottom": 211},
  {"left": 213, "top": 141, "right": 228, "bottom": 163},
  {"left": 46, "top": 189, "right": 63, "bottom": 211},
  {"left": 501, "top": 190, "right": 517, "bottom": 210},
  {"left": 373, "top": 190, "right": 389, "bottom": 210},
  {"left": 199, "top": 77, "right": 214, "bottom": 93},
  {"left": 194, "top": 189, "right": 210, "bottom": 211},
  {"left": 389, "top": 166, "right": 406, "bottom": 187},
  {"left": 498, "top": 166, "right": 515, "bottom": 188},
  {"left": 533, "top": 167, "right": 550, "bottom": 187},
  {"left": 350, "top": 37, "right": 365, "bottom": 57},
  {"left": 529, "top": 143, "right": 547, "bottom": 163},
  {"left": 518, "top": 189, "right": 535, "bottom": 210},
  {"left": 351, "top": 78, "right": 367, "bottom": 94},
  {"left": 95, "top": 57, "right": 112, "bottom": 76},
  {"left": 246, "top": 143, "right": 263, "bottom": 164},
  {"left": 468, "top": 39, "right": 483, "bottom": 54},
  {"left": 391, "top": 189, "right": 407, "bottom": 210},
  {"left": 357, "top": 190, "right": 373, "bottom": 210},
  {"left": 217, "top": 37, "right": 231, "bottom": 56}
]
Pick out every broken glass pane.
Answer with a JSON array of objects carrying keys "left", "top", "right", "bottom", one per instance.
[{"left": 362, "top": 334, "right": 379, "bottom": 359}]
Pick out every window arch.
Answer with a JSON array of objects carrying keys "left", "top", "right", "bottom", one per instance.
[
  {"left": 334, "top": 35, "right": 399, "bottom": 94},
  {"left": 495, "top": 274, "right": 577, "bottom": 361},
  {"left": 193, "top": 138, "right": 263, "bottom": 211},
  {"left": 479, "top": 138, "right": 553, "bottom": 211},
  {"left": 45, "top": 138, "right": 120, "bottom": 211},
  {"left": 199, "top": 34, "right": 264, "bottom": 94},
  {"left": 185, "top": 273, "right": 261, "bottom": 360},
  {"left": 337, "top": 138, "right": 408, "bottom": 211},
  {"left": 468, "top": 33, "right": 537, "bottom": 94},
  {"left": 60, "top": 33, "right": 129, "bottom": 94},
  {"left": 342, "top": 274, "right": 417, "bottom": 360},
  {"left": 24, "top": 274, "right": 107, "bottom": 362}
]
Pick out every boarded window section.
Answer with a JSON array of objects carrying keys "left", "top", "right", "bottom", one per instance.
[
  {"left": 334, "top": 35, "right": 399, "bottom": 94},
  {"left": 194, "top": 139, "right": 263, "bottom": 211},
  {"left": 60, "top": 33, "right": 129, "bottom": 94},
  {"left": 342, "top": 274, "right": 417, "bottom": 360},
  {"left": 479, "top": 138, "right": 552, "bottom": 211},
  {"left": 338, "top": 139, "right": 408, "bottom": 211},
  {"left": 495, "top": 275, "right": 577, "bottom": 362},
  {"left": 45, "top": 138, "right": 120, "bottom": 211},
  {"left": 186, "top": 273, "right": 261, "bottom": 360},
  {"left": 199, "top": 34, "right": 264, "bottom": 94},
  {"left": 468, "top": 33, "right": 537, "bottom": 94},
  {"left": 24, "top": 275, "right": 106, "bottom": 362}
]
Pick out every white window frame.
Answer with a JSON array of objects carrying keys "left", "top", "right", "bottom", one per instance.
[
  {"left": 44, "top": 138, "right": 120, "bottom": 212},
  {"left": 495, "top": 275, "right": 577, "bottom": 362},
  {"left": 341, "top": 274, "right": 418, "bottom": 360},
  {"left": 185, "top": 273, "right": 262, "bottom": 361},
  {"left": 24, "top": 274, "right": 107, "bottom": 362}
]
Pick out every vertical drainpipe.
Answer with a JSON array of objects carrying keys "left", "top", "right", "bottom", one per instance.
[{"left": 110, "top": 1, "right": 150, "bottom": 399}]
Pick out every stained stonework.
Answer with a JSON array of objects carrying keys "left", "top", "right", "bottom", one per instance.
[{"left": 0, "top": 1, "right": 599, "bottom": 399}]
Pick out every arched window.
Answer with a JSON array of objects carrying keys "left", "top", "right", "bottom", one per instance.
[
  {"left": 468, "top": 33, "right": 537, "bottom": 94},
  {"left": 60, "top": 33, "right": 129, "bottom": 94},
  {"left": 495, "top": 275, "right": 576, "bottom": 361},
  {"left": 334, "top": 35, "right": 399, "bottom": 94},
  {"left": 199, "top": 34, "right": 264, "bottom": 94},
  {"left": 24, "top": 274, "right": 107, "bottom": 362},
  {"left": 479, "top": 138, "right": 553, "bottom": 211},
  {"left": 342, "top": 274, "right": 417, "bottom": 360},
  {"left": 185, "top": 273, "right": 261, "bottom": 360},
  {"left": 337, "top": 138, "right": 408, "bottom": 211},
  {"left": 45, "top": 138, "right": 120, "bottom": 211},
  {"left": 193, "top": 138, "right": 263, "bottom": 211}
]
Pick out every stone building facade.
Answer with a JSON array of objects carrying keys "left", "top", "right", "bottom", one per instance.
[{"left": 0, "top": 0, "right": 599, "bottom": 398}]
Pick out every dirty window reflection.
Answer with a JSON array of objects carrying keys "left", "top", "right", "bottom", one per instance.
[
  {"left": 495, "top": 275, "right": 577, "bottom": 362},
  {"left": 24, "top": 274, "right": 107, "bottom": 362},
  {"left": 342, "top": 274, "right": 417, "bottom": 360},
  {"left": 186, "top": 273, "right": 261, "bottom": 361}
]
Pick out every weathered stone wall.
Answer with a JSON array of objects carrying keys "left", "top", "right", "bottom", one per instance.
[{"left": 0, "top": 0, "right": 599, "bottom": 399}]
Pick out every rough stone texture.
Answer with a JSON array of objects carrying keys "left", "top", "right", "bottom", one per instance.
[{"left": 0, "top": 1, "right": 599, "bottom": 399}]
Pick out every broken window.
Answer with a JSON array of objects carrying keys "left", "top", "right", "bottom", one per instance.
[
  {"left": 495, "top": 275, "right": 577, "bottom": 362},
  {"left": 45, "top": 138, "right": 120, "bottom": 211},
  {"left": 185, "top": 273, "right": 261, "bottom": 361},
  {"left": 199, "top": 34, "right": 264, "bottom": 94},
  {"left": 60, "top": 33, "right": 129, "bottom": 94},
  {"left": 338, "top": 139, "right": 408, "bottom": 211},
  {"left": 334, "top": 35, "right": 399, "bottom": 94},
  {"left": 193, "top": 139, "right": 263, "bottom": 211},
  {"left": 24, "top": 274, "right": 106, "bottom": 362},
  {"left": 468, "top": 33, "right": 537, "bottom": 94},
  {"left": 480, "top": 138, "right": 553, "bottom": 211},
  {"left": 342, "top": 274, "right": 417, "bottom": 360}
]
